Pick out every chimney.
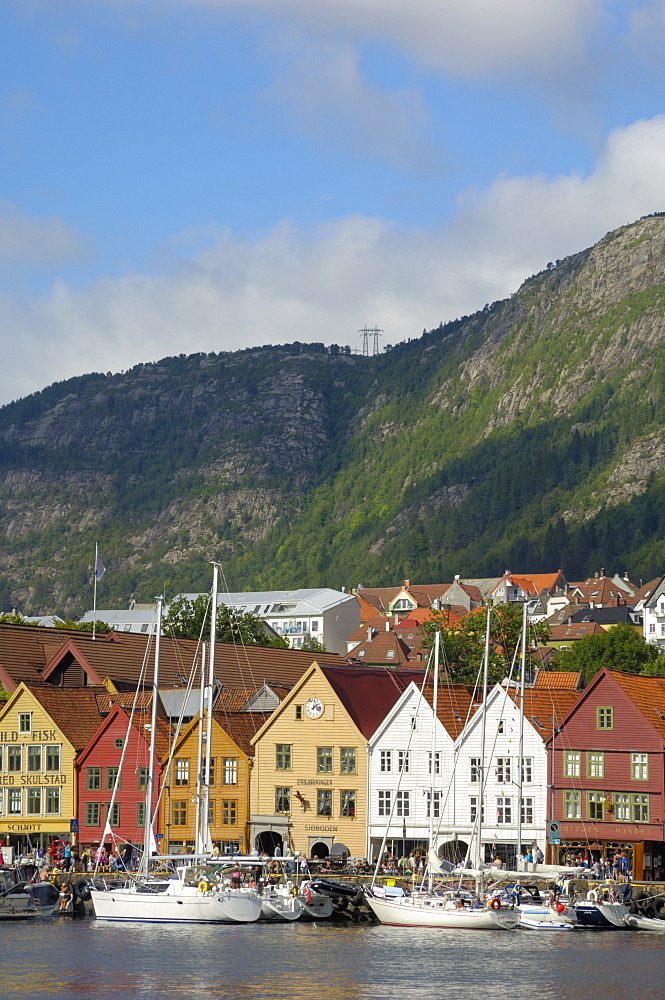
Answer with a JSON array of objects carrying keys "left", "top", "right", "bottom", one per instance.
[
  {"left": 454, "top": 574, "right": 460, "bottom": 583},
  {"left": 385, "top": 620, "right": 390, "bottom": 631},
  {"left": 404, "top": 579, "right": 410, "bottom": 589},
  {"left": 341, "top": 586, "right": 346, "bottom": 593},
  {"left": 366, "top": 627, "right": 373, "bottom": 641},
  {"left": 394, "top": 613, "right": 399, "bottom": 625},
  {"left": 600, "top": 567, "right": 605, "bottom": 578}
]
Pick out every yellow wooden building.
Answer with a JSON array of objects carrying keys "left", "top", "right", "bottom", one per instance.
[
  {"left": 0, "top": 683, "right": 104, "bottom": 855},
  {"left": 161, "top": 710, "right": 268, "bottom": 854},
  {"left": 250, "top": 662, "right": 420, "bottom": 859}
]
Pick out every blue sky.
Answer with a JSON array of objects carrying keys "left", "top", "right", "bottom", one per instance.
[{"left": 3, "top": 0, "right": 665, "bottom": 403}]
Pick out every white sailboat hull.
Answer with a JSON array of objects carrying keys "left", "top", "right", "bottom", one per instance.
[
  {"left": 260, "top": 892, "right": 306, "bottom": 921},
  {"left": 91, "top": 884, "right": 262, "bottom": 924},
  {"left": 363, "top": 892, "right": 518, "bottom": 929}
]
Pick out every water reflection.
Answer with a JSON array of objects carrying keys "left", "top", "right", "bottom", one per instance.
[{"left": 0, "top": 920, "right": 662, "bottom": 1000}]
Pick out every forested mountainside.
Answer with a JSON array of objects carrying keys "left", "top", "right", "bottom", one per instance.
[{"left": 3, "top": 215, "right": 665, "bottom": 615}]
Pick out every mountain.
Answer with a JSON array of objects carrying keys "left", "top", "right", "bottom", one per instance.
[{"left": 3, "top": 214, "right": 665, "bottom": 615}]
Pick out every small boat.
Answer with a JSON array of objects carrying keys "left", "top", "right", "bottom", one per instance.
[
  {"left": 299, "top": 881, "right": 334, "bottom": 920},
  {"left": 260, "top": 883, "right": 306, "bottom": 922},
  {"left": 363, "top": 885, "right": 519, "bottom": 930},
  {"left": 572, "top": 888, "right": 629, "bottom": 929},
  {"left": 624, "top": 913, "right": 665, "bottom": 933}
]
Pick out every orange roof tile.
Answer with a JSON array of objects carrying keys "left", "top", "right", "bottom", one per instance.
[
  {"left": 507, "top": 688, "right": 581, "bottom": 738},
  {"left": 605, "top": 671, "right": 665, "bottom": 741},
  {"left": 534, "top": 670, "right": 584, "bottom": 690}
]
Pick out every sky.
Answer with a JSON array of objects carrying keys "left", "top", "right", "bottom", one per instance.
[{"left": 3, "top": 0, "right": 665, "bottom": 404}]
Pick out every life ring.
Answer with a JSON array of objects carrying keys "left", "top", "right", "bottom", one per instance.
[
  {"left": 198, "top": 879, "right": 209, "bottom": 894},
  {"left": 555, "top": 901, "right": 566, "bottom": 914},
  {"left": 490, "top": 898, "right": 501, "bottom": 910},
  {"left": 586, "top": 889, "right": 598, "bottom": 902}
]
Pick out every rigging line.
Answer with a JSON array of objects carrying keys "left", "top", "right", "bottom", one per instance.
[
  {"left": 370, "top": 646, "right": 434, "bottom": 890},
  {"left": 217, "top": 563, "right": 259, "bottom": 698}
]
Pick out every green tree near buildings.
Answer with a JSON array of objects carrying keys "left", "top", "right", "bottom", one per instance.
[
  {"left": 421, "top": 603, "right": 550, "bottom": 686},
  {"left": 553, "top": 623, "right": 664, "bottom": 682},
  {"left": 163, "top": 595, "right": 289, "bottom": 648}
]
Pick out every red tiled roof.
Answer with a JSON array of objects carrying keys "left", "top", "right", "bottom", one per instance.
[
  {"left": 28, "top": 685, "right": 109, "bottom": 752},
  {"left": 507, "top": 688, "right": 581, "bottom": 738},
  {"left": 534, "top": 670, "right": 584, "bottom": 690},
  {"left": 354, "top": 594, "right": 382, "bottom": 623},
  {"left": 321, "top": 665, "right": 425, "bottom": 738},
  {"left": 212, "top": 710, "right": 271, "bottom": 755},
  {"left": 345, "top": 631, "right": 414, "bottom": 667},
  {"left": 421, "top": 683, "right": 481, "bottom": 739},
  {"left": 606, "top": 671, "right": 665, "bottom": 741},
  {"left": 549, "top": 622, "right": 605, "bottom": 640},
  {"left": 0, "top": 624, "right": 99, "bottom": 690}
]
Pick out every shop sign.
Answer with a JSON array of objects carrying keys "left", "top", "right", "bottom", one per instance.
[{"left": 304, "top": 825, "right": 338, "bottom": 832}]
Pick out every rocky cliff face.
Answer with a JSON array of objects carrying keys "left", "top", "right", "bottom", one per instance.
[{"left": 2, "top": 216, "right": 665, "bottom": 614}]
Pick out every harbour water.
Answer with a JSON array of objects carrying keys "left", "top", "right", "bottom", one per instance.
[{"left": 0, "top": 919, "right": 663, "bottom": 1000}]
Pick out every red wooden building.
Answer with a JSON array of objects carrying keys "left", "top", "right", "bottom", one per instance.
[
  {"left": 76, "top": 702, "right": 170, "bottom": 856},
  {"left": 546, "top": 668, "right": 665, "bottom": 879}
]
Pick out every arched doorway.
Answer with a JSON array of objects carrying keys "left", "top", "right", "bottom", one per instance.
[
  {"left": 309, "top": 840, "right": 330, "bottom": 860},
  {"left": 256, "top": 830, "right": 283, "bottom": 855},
  {"left": 330, "top": 842, "right": 349, "bottom": 861},
  {"left": 438, "top": 840, "right": 468, "bottom": 866}
]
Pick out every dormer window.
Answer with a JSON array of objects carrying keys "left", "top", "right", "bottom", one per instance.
[{"left": 393, "top": 599, "right": 415, "bottom": 611}]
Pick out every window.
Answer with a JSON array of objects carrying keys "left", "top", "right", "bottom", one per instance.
[
  {"left": 295, "top": 705, "right": 303, "bottom": 720},
  {"left": 410, "top": 717, "right": 417, "bottom": 730},
  {"left": 204, "top": 758, "right": 216, "bottom": 785},
  {"left": 175, "top": 758, "right": 189, "bottom": 786},
  {"left": 378, "top": 790, "right": 391, "bottom": 816},
  {"left": 85, "top": 802, "right": 100, "bottom": 826},
  {"left": 470, "top": 796, "right": 484, "bottom": 823},
  {"left": 27, "top": 745, "right": 41, "bottom": 773},
  {"left": 521, "top": 758, "right": 532, "bottom": 784},
  {"left": 46, "top": 746, "right": 60, "bottom": 772},
  {"left": 222, "top": 800, "right": 237, "bottom": 825},
  {"left": 496, "top": 796, "right": 511, "bottom": 824},
  {"left": 563, "top": 752, "right": 580, "bottom": 778},
  {"left": 222, "top": 758, "right": 237, "bottom": 785},
  {"left": 311, "top": 620, "right": 319, "bottom": 633},
  {"left": 521, "top": 797, "right": 533, "bottom": 825},
  {"left": 105, "top": 802, "right": 120, "bottom": 827},
  {"left": 564, "top": 790, "right": 581, "bottom": 819},
  {"left": 340, "top": 747, "right": 357, "bottom": 774},
  {"left": 8, "top": 789, "right": 21, "bottom": 814},
  {"left": 340, "top": 789, "right": 356, "bottom": 817},
  {"left": 632, "top": 793, "right": 649, "bottom": 822},
  {"left": 631, "top": 753, "right": 648, "bottom": 781},
  {"left": 7, "top": 746, "right": 21, "bottom": 772},
  {"left": 587, "top": 791, "right": 605, "bottom": 821},
  {"left": 379, "top": 750, "right": 392, "bottom": 773},
  {"left": 426, "top": 791, "right": 441, "bottom": 818},
  {"left": 317, "top": 747, "right": 333, "bottom": 773},
  {"left": 597, "top": 706, "right": 613, "bottom": 730},
  {"left": 496, "top": 758, "right": 511, "bottom": 784},
  {"left": 45, "top": 788, "right": 60, "bottom": 815},
  {"left": 208, "top": 803, "right": 214, "bottom": 825},
  {"left": 428, "top": 752, "right": 441, "bottom": 775},
  {"left": 587, "top": 753, "right": 604, "bottom": 779},
  {"left": 470, "top": 758, "right": 481, "bottom": 783},
  {"left": 26, "top": 788, "right": 41, "bottom": 815},
  {"left": 137, "top": 767, "right": 148, "bottom": 790},
  {"left": 172, "top": 801, "right": 187, "bottom": 826},
  {"left": 18, "top": 713, "right": 31, "bottom": 733},
  {"left": 276, "top": 744, "right": 291, "bottom": 770},
  {"left": 397, "top": 750, "right": 410, "bottom": 773},
  {"left": 275, "top": 787, "right": 290, "bottom": 813},
  {"left": 106, "top": 767, "right": 121, "bottom": 791},
  {"left": 136, "top": 802, "right": 146, "bottom": 828},
  {"left": 396, "top": 790, "right": 410, "bottom": 817},
  {"left": 497, "top": 719, "right": 504, "bottom": 734},
  {"left": 613, "top": 792, "right": 630, "bottom": 820},
  {"left": 317, "top": 789, "right": 332, "bottom": 816},
  {"left": 86, "top": 767, "right": 101, "bottom": 791}
]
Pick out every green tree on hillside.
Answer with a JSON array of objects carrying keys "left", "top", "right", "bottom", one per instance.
[
  {"left": 553, "top": 623, "right": 664, "bottom": 682},
  {"left": 420, "top": 603, "right": 550, "bottom": 686},
  {"left": 163, "top": 595, "right": 289, "bottom": 648}
]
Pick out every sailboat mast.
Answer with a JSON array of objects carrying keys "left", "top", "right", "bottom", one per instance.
[
  {"left": 476, "top": 605, "right": 491, "bottom": 869},
  {"left": 194, "top": 643, "right": 206, "bottom": 853},
  {"left": 428, "top": 630, "right": 440, "bottom": 889},
  {"left": 142, "top": 595, "right": 163, "bottom": 875},
  {"left": 201, "top": 563, "right": 219, "bottom": 853},
  {"left": 516, "top": 600, "right": 527, "bottom": 869}
]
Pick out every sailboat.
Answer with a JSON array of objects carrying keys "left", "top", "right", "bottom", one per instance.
[
  {"left": 90, "top": 568, "right": 262, "bottom": 924},
  {"left": 363, "top": 628, "right": 519, "bottom": 930}
]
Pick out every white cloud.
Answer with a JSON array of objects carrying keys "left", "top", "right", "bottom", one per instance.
[
  {"left": 3, "top": 114, "right": 665, "bottom": 406},
  {"left": 0, "top": 202, "right": 88, "bottom": 268},
  {"left": 189, "top": 0, "right": 601, "bottom": 81},
  {"left": 265, "top": 40, "right": 433, "bottom": 170}
]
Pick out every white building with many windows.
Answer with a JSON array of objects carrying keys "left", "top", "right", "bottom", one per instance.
[
  {"left": 447, "top": 683, "right": 578, "bottom": 868},
  {"left": 643, "top": 575, "right": 665, "bottom": 651},
  {"left": 366, "top": 681, "right": 477, "bottom": 862}
]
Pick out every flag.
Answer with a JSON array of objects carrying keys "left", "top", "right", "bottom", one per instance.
[{"left": 95, "top": 552, "right": 106, "bottom": 581}]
